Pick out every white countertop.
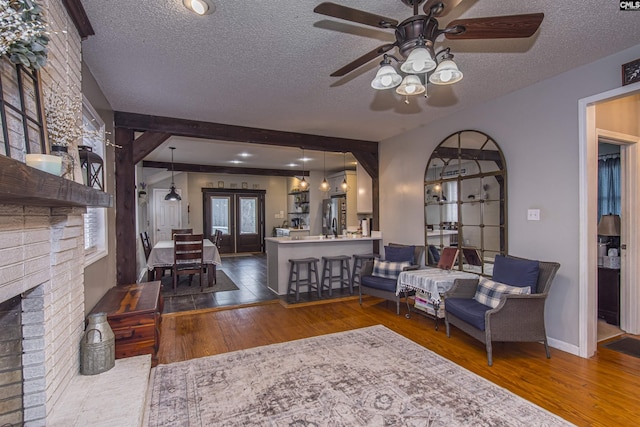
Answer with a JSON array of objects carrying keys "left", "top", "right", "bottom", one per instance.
[{"left": 265, "top": 236, "right": 381, "bottom": 244}]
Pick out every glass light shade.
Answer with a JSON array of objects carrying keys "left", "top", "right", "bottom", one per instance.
[
  {"left": 341, "top": 178, "right": 348, "bottom": 191},
  {"left": 183, "top": 0, "right": 213, "bottom": 15},
  {"left": 400, "top": 47, "right": 436, "bottom": 74},
  {"left": 429, "top": 59, "right": 463, "bottom": 85},
  {"left": 320, "top": 178, "right": 330, "bottom": 192},
  {"left": 395, "top": 75, "right": 425, "bottom": 96},
  {"left": 299, "top": 177, "right": 309, "bottom": 189},
  {"left": 371, "top": 65, "right": 402, "bottom": 90}
]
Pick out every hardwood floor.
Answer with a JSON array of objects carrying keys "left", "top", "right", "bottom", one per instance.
[{"left": 158, "top": 258, "right": 640, "bottom": 427}]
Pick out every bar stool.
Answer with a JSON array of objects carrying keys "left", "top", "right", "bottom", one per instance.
[
  {"left": 351, "top": 253, "right": 379, "bottom": 287},
  {"left": 287, "top": 257, "right": 320, "bottom": 302},
  {"left": 321, "top": 255, "right": 352, "bottom": 296}
]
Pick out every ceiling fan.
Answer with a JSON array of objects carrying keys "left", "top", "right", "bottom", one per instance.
[{"left": 314, "top": 0, "right": 543, "bottom": 96}]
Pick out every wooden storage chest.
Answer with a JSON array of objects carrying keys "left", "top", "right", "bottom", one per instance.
[{"left": 89, "top": 281, "right": 163, "bottom": 366}]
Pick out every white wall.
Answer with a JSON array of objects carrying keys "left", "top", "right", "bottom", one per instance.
[{"left": 380, "top": 43, "right": 640, "bottom": 350}]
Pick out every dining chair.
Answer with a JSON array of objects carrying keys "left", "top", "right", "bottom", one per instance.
[
  {"left": 213, "top": 229, "right": 223, "bottom": 249},
  {"left": 437, "top": 247, "right": 459, "bottom": 270},
  {"left": 173, "top": 233, "right": 205, "bottom": 292},
  {"left": 171, "top": 228, "right": 193, "bottom": 239},
  {"left": 140, "top": 232, "right": 152, "bottom": 260}
]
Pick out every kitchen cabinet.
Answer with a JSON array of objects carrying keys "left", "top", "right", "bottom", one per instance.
[{"left": 356, "top": 163, "right": 373, "bottom": 213}]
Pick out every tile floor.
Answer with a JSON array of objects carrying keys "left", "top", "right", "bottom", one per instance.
[
  {"left": 161, "top": 254, "right": 277, "bottom": 314},
  {"left": 161, "top": 253, "right": 360, "bottom": 314}
]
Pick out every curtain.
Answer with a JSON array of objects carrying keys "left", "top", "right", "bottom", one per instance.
[{"left": 598, "top": 154, "right": 621, "bottom": 221}]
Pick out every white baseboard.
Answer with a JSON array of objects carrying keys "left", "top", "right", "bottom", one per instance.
[{"left": 548, "top": 336, "right": 580, "bottom": 357}]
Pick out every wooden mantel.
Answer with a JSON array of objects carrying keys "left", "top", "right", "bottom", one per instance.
[{"left": 0, "top": 155, "right": 112, "bottom": 208}]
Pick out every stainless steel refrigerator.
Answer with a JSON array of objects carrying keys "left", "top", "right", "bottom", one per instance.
[{"left": 322, "top": 195, "right": 347, "bottom": 236}]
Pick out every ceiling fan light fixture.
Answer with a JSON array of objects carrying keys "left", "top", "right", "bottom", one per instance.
[
  {"left": 395, "top": 75, "right": 425, "bottom": 96},
  {"left": 429, "top": 58, "right": 463, "bottom": 85},
  {"left": 183, "top": 0, "right": 214, "bottom": 15},
  {"left": 371, "top": 64, "right": 402, "bottom": 90},
  {"left": 400, "top": 46, "right": 436, "bottom": 74}
]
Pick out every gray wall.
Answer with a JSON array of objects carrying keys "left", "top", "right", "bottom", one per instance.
[{"left": 379, "top": 43, "right": 640, "bottom": 350}]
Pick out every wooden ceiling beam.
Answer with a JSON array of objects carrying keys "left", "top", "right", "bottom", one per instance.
[
  {"left": 61, "top": 0, "right": 95, "bottom": 39},
  {"left": 352, "top": 151, "right": 378, "bottom": 179},
  {"left": 132, "top": 132, "right": 171, "bottom": 164},
  {"left": 142, "top": 160, "right": 309, "bottom": 178},
  {"left": 114, "top": 112, "right": 379, "bottom": 154}
]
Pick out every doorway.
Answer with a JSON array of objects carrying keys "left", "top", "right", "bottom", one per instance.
[
  {"left": 203, "top": 188, "right": 266, "bottom": 254},
  {"left": 579, "top": 87, "right": 640, "bottom": 358},
  {"left": 596, "top": 142, "right": 624, "bottom": 342},
  {"left": 153, "top": 188, "right": 182, "bottom": 243}
]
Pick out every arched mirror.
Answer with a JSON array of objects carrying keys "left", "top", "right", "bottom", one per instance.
[{"left": 424, "top": 130, "right": 507, "bottom": 276}]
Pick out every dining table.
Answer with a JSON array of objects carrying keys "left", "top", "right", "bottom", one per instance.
[{"left": 146, "top": 239, "right": 222, "bottom": 286}]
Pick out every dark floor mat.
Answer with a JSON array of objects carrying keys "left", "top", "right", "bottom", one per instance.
[{"left": 603, "top": 337, "right": 640, "bottom": 358}]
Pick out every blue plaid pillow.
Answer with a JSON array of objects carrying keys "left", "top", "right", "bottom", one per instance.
[
  {"left": 473, "top": 277, "right": 531, "bottom": 308},
  {"left": 372, "top": 260, "right": 412, "bottom": 279}
]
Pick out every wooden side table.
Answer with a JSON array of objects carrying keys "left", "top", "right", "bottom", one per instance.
[
  {"left": 598, "top": 267, "right": 620, "bottom": 326},
  {"left": 89, "top": 281, "right": 163, "bottom": 366}
]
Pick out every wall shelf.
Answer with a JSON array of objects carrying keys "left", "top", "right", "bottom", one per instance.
[{"left": 0, "top": 155, "right": 112, "bottom": 208}]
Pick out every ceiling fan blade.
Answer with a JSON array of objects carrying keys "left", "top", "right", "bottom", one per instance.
[
  {"left": 330, "top": 44, "right": 396, "bottom": 77},
  {"left": 445, "top": 13, "right": 544, "bottom": 39},
  {"left": 314, "top": 2, "right": 398, "bottom": 29},
  {"left": 423, "top": 0, "right": 466, "bottom": 17}
]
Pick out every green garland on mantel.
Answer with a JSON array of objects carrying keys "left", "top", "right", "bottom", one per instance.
[{"left": 0, "top": 0, "right": 48, "bottom": 70}]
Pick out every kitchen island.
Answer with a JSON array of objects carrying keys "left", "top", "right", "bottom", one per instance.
[{"left": 265, "top": 236, "right": 382, "bottom": 296}]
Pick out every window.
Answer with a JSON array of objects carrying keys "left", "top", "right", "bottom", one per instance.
[
  {"left": 82, "top": 97, "right": 107, "bottom": 265},
  {"left": 0, "top": 57, "right": 47, "bottom": 160}
]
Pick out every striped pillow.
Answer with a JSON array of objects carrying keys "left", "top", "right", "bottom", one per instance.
[
  {"left": 372, "top": 260, "right": 411, "bottom": 279},
  {"left": 473, "top": 277, "right": 531, "bottom": 308}
]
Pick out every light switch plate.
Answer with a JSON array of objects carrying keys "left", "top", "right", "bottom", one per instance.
[{"left": 527, "top": 209, "right": 540, "bottom": 221}]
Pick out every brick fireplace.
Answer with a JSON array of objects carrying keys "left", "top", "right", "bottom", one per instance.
[{"left": 0, "top": 205, "right": 87, "bottom": 425}]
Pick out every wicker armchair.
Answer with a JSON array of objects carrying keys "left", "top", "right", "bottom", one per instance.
[
  {"left": 444, "top": 256, "right": 560, "bottom": 366},
  {"left": 358, "top": 243, "right": 424, "bottom": 315}
]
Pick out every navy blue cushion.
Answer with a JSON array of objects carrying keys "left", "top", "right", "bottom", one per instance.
[
  {"left": 385, "top": 245, "right": 415, "bottom": 263},
  {"left": 492, "top": 255, "right": 540, "bottom": 292},
  {"left": 361, "top": 275, "right": 396, "bottom": 292},
  {"left": 446, "top": 298, "right": 491, "bottom": 331}
]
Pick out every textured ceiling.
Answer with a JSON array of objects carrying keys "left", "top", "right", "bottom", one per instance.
[{"left": 80, "top": 0, "right": 640, "bottom": 171}]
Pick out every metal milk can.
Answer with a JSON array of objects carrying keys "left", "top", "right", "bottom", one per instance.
[{"left": 81, "top": 312, "right": 115, "bottom": 375}]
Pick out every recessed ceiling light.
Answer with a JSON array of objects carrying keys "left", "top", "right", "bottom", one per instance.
[
  {"left": 287, "top": 163, "right": 298, "bottom": 168},
  {"left": 229, "top": 160, "right": 243, "bottom": 164},
  {"left": 183, "top": 0, "right": 214, "bottom": 15},
  {"left": 238, "top": 152, "right": 251, "bottom": 158}
]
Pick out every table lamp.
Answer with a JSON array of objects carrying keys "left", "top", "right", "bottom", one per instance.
[{"left": 598, "top": 214, "right": 621, "bottom": 248}]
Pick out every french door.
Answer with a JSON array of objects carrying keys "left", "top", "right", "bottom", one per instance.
[{"left": 203, "top": 189, "right": 266, "bottom": 254}]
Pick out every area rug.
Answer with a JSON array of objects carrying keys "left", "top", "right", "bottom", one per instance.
[
  {"left": 603, "top": 337, "right": 640, "bottom": 358},
  {"left": 146, "top": 325, "right": 573, "bottom": 426},
  {"left": 159, "top": 270, "right": 239, "bottom": 297}
]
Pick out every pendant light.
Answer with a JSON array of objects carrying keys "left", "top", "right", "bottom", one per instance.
[
  {"left": 341, "top": 152, "right": 348, "bottom": 192},
  {"left": 165, "top": 146, "right": 182, "bottom": 201},
  {"left": 299, "top": 148, "right": 309, "bottom": 190},
  {"left": 320, "top": 151, "right": 330, "bottom": 192}
]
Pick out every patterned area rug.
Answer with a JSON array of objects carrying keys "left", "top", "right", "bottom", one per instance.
[
  {"left": 146, "top": 325, "right": 572, "bottom": 426},
  {"left": 159, "top": 271, "right": 239, "bottom": 297}
]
